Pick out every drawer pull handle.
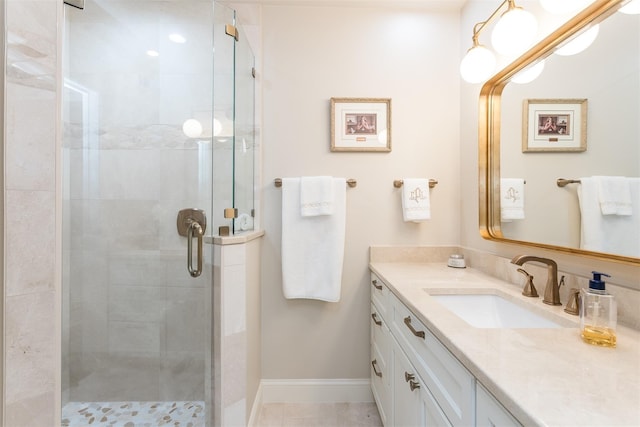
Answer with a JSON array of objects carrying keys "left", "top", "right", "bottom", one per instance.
[
  {"left": 372, "top": 279, "right": 383, "bottom": 290},
  {"left": 371, "top": 313, "right": 382, "bottom": 326},
  {"left": 371, "top": 360, "right": 383, "bottom": 378},
  {"left": 404, "top": 372, "right": 415, "bottom": 382},
  {"left": 409, "top": 380, "right": 421, "bottom": 391},
  {"left": 404, "top": 316, "right": 426, "bottom": 339}
]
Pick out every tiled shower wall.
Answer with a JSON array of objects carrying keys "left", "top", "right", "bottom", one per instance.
[{"left": 4, "top": 0, "right": 61, "bottom": 425}]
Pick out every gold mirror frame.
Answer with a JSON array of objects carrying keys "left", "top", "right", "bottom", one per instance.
[{"left": 478, "top": 0, "right": 639, "bottom": 265}]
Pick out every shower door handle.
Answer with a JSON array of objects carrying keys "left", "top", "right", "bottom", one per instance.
[
  {"left": 177, "top": 209, "right": 207, "bottom": 278},
  {"left": 187, "top": 220, "right": 204, "bottom": 277}
]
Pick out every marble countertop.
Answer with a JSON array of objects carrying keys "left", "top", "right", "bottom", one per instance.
[{"left": 369, "top": 261, "right": 640, "bottom": 427}]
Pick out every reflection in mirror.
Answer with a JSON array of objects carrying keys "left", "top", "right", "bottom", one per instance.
[{"left": 480, "top": 1, "right": 640, "bottom": 264}]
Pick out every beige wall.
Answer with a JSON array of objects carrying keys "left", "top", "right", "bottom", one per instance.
[
  {"left": 460, "top": 2, "right": 640, "bottom": 289},
  {"left": 260, "top": 5, "right": 461, "bottom": 380}
]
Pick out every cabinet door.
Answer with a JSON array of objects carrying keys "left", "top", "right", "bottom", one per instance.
[
  {"left": 371, "top": 302, "right": 392, "bottom": 425},
  {"left": 476, "top": 383, "right": 522, "bottom": 427},
  {"left": 393, "top": 343, "right": 423, "bottom": 427}
]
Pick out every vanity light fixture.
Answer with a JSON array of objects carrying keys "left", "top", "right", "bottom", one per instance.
[
  {"left": 619, "top": 0, "right": 640, "bottom": 14},
  {"left": 460, "top": 0, "right": 538, "bottom": 83},
  {"left": 555, "top": 24, "right": 599, "bottom": 56},
  {"left": 511, "top": 59, "right": 545, "bottom": 84},
  {"left": 539, "top": 0, "right": 593, "bottom": 15}
]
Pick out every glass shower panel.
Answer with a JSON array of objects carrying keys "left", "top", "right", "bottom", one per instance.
[
  {"left": 212, "top": 4, "right": 235, "bottom": 234},
  {"left": 62, "top": 0, "right": 216, "bottom": 425},
  {"left": 233, "top": 22, "right": 256, "bottom": 234}
]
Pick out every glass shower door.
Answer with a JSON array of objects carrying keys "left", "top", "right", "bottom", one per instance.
[{"left": 62, "top": 1, "right": 217, "bottom": 425}]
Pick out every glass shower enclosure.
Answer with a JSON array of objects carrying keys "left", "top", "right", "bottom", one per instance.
[{"left": 61, "top": 1, "right": 255, "bottom": 425}]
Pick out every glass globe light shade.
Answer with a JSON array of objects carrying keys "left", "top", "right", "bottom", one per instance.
[
  {"left": 182, "top": 119, "right": 203, "bottom": 138},
  {"left": 491, "top": 7, "right": 538, "bottom": 55},
  {"left": 540, "top": 0, "right": 592, "bottom": 14},
  {"left": 619, "top": 0, "right": 640, "bottom": 14},
  {"left": 555, "top": 24, "right": 599, "bottom": 56},
  {"left": 213, "top": 118, "right": 223, "bottom": 136},
  {"left": 460, "top": 45, "right": 497, "bottom": 84},
  {"left": 511, "top": 60, "right": 545, "bottom": 84}
]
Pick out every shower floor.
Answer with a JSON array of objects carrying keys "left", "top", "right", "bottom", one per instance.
[{"left": 61, "top": 401, "right": 205, "bottom": 426}]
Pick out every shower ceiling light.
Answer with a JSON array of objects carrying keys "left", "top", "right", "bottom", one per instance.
[
  {"left": 460, "top": 0, "right": 538, "bottom": 83},
  {"left": 169, "top": 33, "right": 186, "bottom": 43},
  {"left": 146, "top": 50, "right": 159, "bottom": 57}
]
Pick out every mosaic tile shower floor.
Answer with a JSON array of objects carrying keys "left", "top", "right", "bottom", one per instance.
[{"left": 61, "top": 401, "right": 205, "bottom": 427}]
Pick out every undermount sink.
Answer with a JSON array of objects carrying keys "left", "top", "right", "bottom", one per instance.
[{"left": 428, "top": 292, "right": 567, "bottom": 329}]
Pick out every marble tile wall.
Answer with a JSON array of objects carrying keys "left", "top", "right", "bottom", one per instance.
[{"left": 4, "top": 0, "right": 61, "bottom": 425}]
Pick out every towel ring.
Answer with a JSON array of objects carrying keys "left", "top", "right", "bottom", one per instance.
[{"left": 394, "top": 179, "right": 438, "bottom": 189}]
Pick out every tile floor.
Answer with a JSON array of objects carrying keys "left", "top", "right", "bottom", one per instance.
[
  {"left": 61, "top": 401, "right": 205, "bottom": 426},
  {"left": 256, "top": 402, "right": 382, "bottom": 427}
]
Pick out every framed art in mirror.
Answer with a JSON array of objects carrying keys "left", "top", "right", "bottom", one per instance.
[
  {"left": 523, "top": 98, "right": 587, "bottom": 152},
  {"left": 330, "top": 97, "right": 391, "bottom": 152}
]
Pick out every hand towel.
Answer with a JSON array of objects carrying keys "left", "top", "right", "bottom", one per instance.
[
  {"left": 281, "top": 177, "right": 346, "bottom": 302},
  {"left": 501, "top": 178, "right": 525, "bottom": 221},
  {"left": 401, "top": 178, "right": 431, "bottom": 222},
  {"left": 300, "top": 176, "right": 334, "bottom": 217},
  {"left": 594, "top": 176, "right": 633, "bottom": 216},
  {"left": 578, "top": 177, "right": 640, "bottom": 257}
]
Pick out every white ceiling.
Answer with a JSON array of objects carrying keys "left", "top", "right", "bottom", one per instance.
[{"left": 226, "top": 0, "right": 467, "bottom": 12}]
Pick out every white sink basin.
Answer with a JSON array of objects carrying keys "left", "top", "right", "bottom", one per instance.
[{"left": 429, "top": 293, "right": 565, "bottom": 329}]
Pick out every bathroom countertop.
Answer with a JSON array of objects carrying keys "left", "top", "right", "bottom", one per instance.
[{"left": 369, "top": 261, "right": 640, "bottom": 427}]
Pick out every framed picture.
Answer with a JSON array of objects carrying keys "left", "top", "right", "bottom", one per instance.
[
  {"left": 522, "top": 98, "right": 587, "bottom": 152},
  {"left": 330, "top": 97, "right": 391, "bottom": 152}
]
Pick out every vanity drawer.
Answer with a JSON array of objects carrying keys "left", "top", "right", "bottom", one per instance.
[
  {"left": 390, "top": 294, "right": 475, "bottom": 427},
  {"left": 370, "top": 272, "right": 390, "bottom": 322},
  {"left": 476, "top": 383, "right": 521, "bottom": 427},
  {"left": 371, "top": 303, "right": 391, "bottom": 387}
]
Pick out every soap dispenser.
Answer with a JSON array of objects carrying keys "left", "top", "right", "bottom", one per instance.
[{"left": 580, "top": 271, "right": 617, "bottom": 348}]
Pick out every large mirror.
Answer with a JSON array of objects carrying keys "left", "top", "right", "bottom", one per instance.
[{"left": 479, "top": 0, "right": 639, "bottom": 264}]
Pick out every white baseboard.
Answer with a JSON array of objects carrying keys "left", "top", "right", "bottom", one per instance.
[
  {"left": 259, "top": 379, "right": 373, "bottom": 404},
  {"left": 247, "top": 384, "right": 264, "bottom": 427}
]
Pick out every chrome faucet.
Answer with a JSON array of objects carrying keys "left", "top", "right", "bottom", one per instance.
[{"left": 510, "top": 255, "right": 562, "bottom": 306}]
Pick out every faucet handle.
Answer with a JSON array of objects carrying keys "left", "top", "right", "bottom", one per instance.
[
  {"left": 517, "top": 268, "right": 539, "bottom": 298},
  {"left": 564, "top": 287, "right": 580, "bottom": 315}
]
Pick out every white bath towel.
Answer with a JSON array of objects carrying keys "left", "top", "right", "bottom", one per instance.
[
  {"left": 594, "top": 176, "right": 632, "bottom": 216},
  {"left": 501, "top": 178, "right": 525, "bottom": 221},
  {"left": 300, "top": 176, "right": 334, "bottom": 217},
  {"left": 401, "top": 178, "right": 431, "bottom": 222},
  {"left": 281, "top": 177, "right": 346, "bottom": 302},
  {"left": 578, "top": 177, "right": 640, "bottom": 257}
]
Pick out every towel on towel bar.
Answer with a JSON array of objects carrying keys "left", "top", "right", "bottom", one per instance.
[
  {"left": 300, "top": 176, "right": 334, "bottom": 216},
  {"left": 281, "top": 177, "right": 346, "bottom": 302},
  {"left": 401, "top": 178, "right": 431, "bottom": 222},
  {"left": 578, "top": 177, "right": 640, "bottom": 257},
  {"left": 594, "top": 176, "right": 632, "bottom": 216},
  {"left": 500, "top": 178, "right": 525, "bottom": 221}
]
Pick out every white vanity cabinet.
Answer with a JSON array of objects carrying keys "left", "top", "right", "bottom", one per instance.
[{"left": 370, "top": 271, "right": 519, "bottom": 427}]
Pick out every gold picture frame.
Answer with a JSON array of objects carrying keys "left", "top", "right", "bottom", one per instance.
[
  {"left": 330, "top": 97, "right": 391, "bottom": 152},
  {"left": 523, "top": 98, "right": 587, "bottom": 152}
]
